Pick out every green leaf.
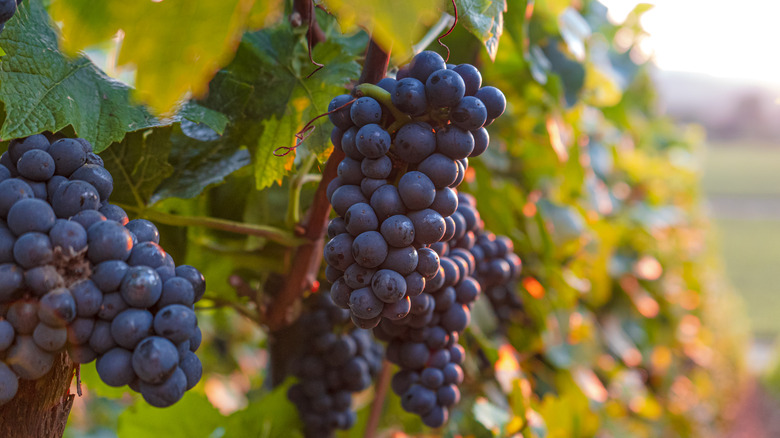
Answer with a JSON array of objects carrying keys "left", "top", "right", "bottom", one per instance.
[
  {"left": 102, "top": 127, "right": 174, "bottom": 207},
  {"left": 0, "top": 1, "right": 160, "bottom": 151},
  {"left": 222, "top": 379, "right": 303, "bottom": 438},
  {"left": 179, "top": 103, "right": 230, "bottom": 136},
  {"left": 117, "top": 392, "right": 223, "bottom": 438},
  {"left": 49, "top": 0, "right": 257, "bottom": 115},
  {"left": 453, "top": 0, "right": 507, "bottom": 60}
]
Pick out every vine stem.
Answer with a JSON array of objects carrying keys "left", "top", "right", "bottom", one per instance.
[
  {"left": 411, "top": 12, "right": 456, "bottom": 56},
  {"left": 117, "top": 204, "right": 305, "bottom": 247},
  {"left": 363, "top": 360, "right": 392, "bottom": 438},
  {"left": 265, "top": 38, "right": 391, "bottom": 331}
]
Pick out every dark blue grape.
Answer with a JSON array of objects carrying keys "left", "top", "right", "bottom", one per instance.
[
  {"left": 371, "top": 269, "right": 407, "bottom": 303},
  {"left": 450, "top": 211, "right": 467, "bottom": 241},
  {"left": 417, "top": 153, "right": 458, "bottom": 189},
  {"left": 348, "top": 287, "right": 383, "bottom": 319},
  {"left": 8, "top": 134, "right": 49, "bottom": 163},
  {"left": 19, "top": 177, "right": 46, "bottom": 200},
  {"left": 13, "top": 232, "right": 53, "bottom": 268},
  {"left": 401, "top": 383, "right": 437, "bottom": 415},
  {"left": 70, "top": 209, "right": 106, "bottom": 230},
  {"left": 437, "top": 384, "right": 460, "bottom": 406},
  {"left": 344, "top": 202, "right": 378, "bottom": 236},
  {"left": 175, "top": 265, "right": 206, "bottom": 302},
  {"left": 351, "top": 231, "right": 388, "bottom": 268},
  {"left": 127, "top": 241, "right": 167, "bottom": 268},
  {"left": 189, "top": 326, "right": 202, "bottom": 352},
  {"left": 96, "top": 347, "right": 136, "bottom": 387},
  {"left": 342, "top": 264, "right": 375, "bottom": 289},
  {"left": 7, "top": 299, "right": 38, "bottom": 335},
  {"left": 360, "top": 177, "right": 386, "bottom": 198},
  {"left": 442, "top": 362, "right": 463, "bottom": 384},
  {"left": 331, "top": 127, "right": 343, "bottom": 150},
  {"left": 0, "top": 178, "right": 33, "bottom": 217},
  {"left": 405, "top": 272, "right": 426, "bottom": 297},
  {"left": 86, "top": 220, "right": 133, "bottom": 263},
  {"left": 91, "top": 260, "right": 129, "bottom": 292},
  {"left": 0, "top": 263, "right": 23, "bottom": 301},
  {"left": 392, "top": 78, "right": 427, "bottom": 116},
  {"left": 433, "top": 287, "right": 455, "bottom": 312},
  {"left": 381, "top": 296, "right": 411, "bottom": 320},
  {"left": 179, "top": 351, "right": 202, "bottom": 390},
  {"left": 428, "top": 349, "right": 451, "bottom": 368},
  {"left": 370, "top": 184, "right": 406, "bottom": 221},
  {"left": 324, "top": 233, "right": 355, "bottom": 271},
  {"left": 398, "top": 171, "right": 436, "bottom": 210},
  {"left": 425, "top": 266, "right": 446, "bottom": 292},
  {"left": 330, "top": 278, "right": 351, "bottom": 309},
  {"left": 52, "top": 180, "right": 100, "bottom": 218},
  {"left": 32, "top": 322, "right": 67, "bottom": 352},
  {"left": 6, "top": 335, "right": 53, "bottom": 379},
  {"left": 436, "top": 126, "right": 474, "bottom": 160},
  {"left": 49, "top": 138, "right": 87, "bottom": 176},
  {"left": 426, "top": 69, "right": 466, "bottom": 107},
  {"left": 380, "top": 245, "right": 418, "bottom": 275},
  {"left": 421, "top": 405, "right": 448, "bottom": 427},
  {"left": 327, "top": 217, "right": 347, "bottom": 239},
  {"left": 451, "top": 96, "right": 488, "bottom": 131},
  {"left": 394, "top": 122, "right": 435, "bottom": 164},
  {"left": 99, "top": 203, "right": 128, "bottom": 225},
  {"left": 411, "top": 293, "right": 434, "bottom": 315},
  {"left": 98, "top": 292, "right": 128, "bottom": 320},
  {"left": 391, "top": 369, "right": 419, "bottom": 395},
  {"left": 441, "top": 304, "right": 470, "bottom": 332},
  {"left": 420, "top": 367, "right": 444, "bottom": 388},
  {"left": 45, "top": 176, "right": 67, "bottom": 204},
  {"left": 399, "top": 342, "right": 430, "bottom": 369},
  {"left": 67, "top": 344, "right": 97, "bottom": 364},
  {"left": 121, "top": 266, "right": 163, "bottom": 308},
  {"left": 16, "top": 149, "right": 55, "bottom": 181},
  {"left": 408, "top": 209, "right": 446, "bottom": 245},
  {"left": 67, "top": 317, "right": 95, "bottom": 345},
  {"left": 380, "top": 214, "right": 415, "bottom": 248},
  {"left": 139, "top": 366, "right": 187, "bottom": 408},
  {"left": 340, "top": 127, "right": 363, "bottom": 160},
  {"left": 452, "top": 64, "right": 482, "bottom": 96},
  {"left": 350, "top": 97, "right": 382, "bottom": 127},
  {"left": 153, "top": 304, "right": 197, "bottom": 343},
  {"left": 324, "top": 335, "right": 357, "bottom": 366},
  {"left": 0, "top": 164, "right": 9, "bottom": 182},
  {"left": 450, "top": 159, "right": 466, "bottom": 188},
  {"left": 326, "top": 177, "right": 344, "bottom": 203},
  {"left": 328, "top": 94, "right": 354, "bottom": 130},
  {"left": 0, "top": 224, "right": 13, "bottom": 263},
  {"left": 24, "top": 265, "right": 64, "bottom": 296},
  {"left": 85, "top": 152, "right": 104, "bottom": 167},
  {"left": 408, "top": 51, "right": 446, "bottom": 83},
  {"left": 439, "top": 257, "right": 460, "bottom": 288},
  {"left": 376, "top": 77, "right": 397, "bottom": 93},
  {"left": 430, "top": 187, "right": 458, "bottom": 217},
  {"left": 111, "top": 308, "right": 154, "bottom": 350},
  {"left": 337, "top": 157, "right": 364, "bottom": 185},
  {"left": 49, "top": 218, "right": 88, "bottom": 254},
  {"left": 156, "top": 277, "right": 195, "bottom": 309},
  {"left": 360, "top": 155, "right": 392, "bottom": 179},
  {"left": 0, "top": 153, "right": 17, "bottom": 177},
  {"left": 356, "top": 124, "right": 391, "bottom": 159},
  {"left": 70, "top": 279, "right": 102, "bottom": 317},
  {"left": 330, "top": 185, "right": 367, "bottom": 217},
  {"left": 470, "top": 127, "right": 489, "bottom": 157},
  {"left": 7, "top": 198, "right": 56, "bottom": 235},
  {"left": 474, "top": 86, "right": 506, "bottom": 119}
]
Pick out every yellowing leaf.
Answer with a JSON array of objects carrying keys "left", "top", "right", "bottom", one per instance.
[
  {"left": 318, "top": 0, "right": 442, "bottom": 60},
  {"left": 49, "top": 0, "right": 256, "bottom": 115}
]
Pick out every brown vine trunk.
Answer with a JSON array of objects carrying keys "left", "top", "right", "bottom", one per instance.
[{"left": 0, "top": 352, "right": 75, "bottom": 437}]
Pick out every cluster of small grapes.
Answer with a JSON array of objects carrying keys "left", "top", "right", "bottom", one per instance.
[
  {"left": 324, "top": 49, "right": 506, "bottom": 330},
  {"left": 0, "top": 134, "right": 204, "bottom": 408},
  {"left": 287, "top": 293, "right": 383, "bottom": 437},
  {"left": 0, "top": 0, "right": 21, "bottom": 33},
  {"left": 472, "top": 231, "right": 523, "bottom": 326},
  {"left": 371, "top": 193, "right": 483, "bottom": 427}
]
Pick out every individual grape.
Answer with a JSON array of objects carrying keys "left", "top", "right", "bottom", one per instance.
[
  {"left": 429, "top": 187, "right": 459, "bottom": 218},
  {"left": 442, "top": 362, "right": 463, "bottom": 384},
  {"left": 0, "top": 164, "right": 9, "bottom": 182},
  {"left": 175, "top": 265, "right": 206, "bottom": 302},
  {"left": 327, "top": 217, "right": 347, "bottom": 239},
  {"left": 46, "top": 175, "right": 68, "bottom": 204},
  {"left": 0, "top": 178, "right": 34, "bottom": 217},
  {"left": 391, "top": 369, "right": 419, "bottom": 395},
  {"left": 450, "top": 159, "right": 466, "bottom": 189},
  {"left": 0, "top": 319, "right": 14, "bottom": 350},
  {"left": 474, "top": 86, "right": 507, "bottom": 119},
  {"left": 7, "top": 299, "right": 38, "bottom": 335},
  {"left": 451, "top": 96, "right": 488, "bottom": 131},
  {"left": 380, "top": 215, "right": 415, "bottom": 248},
  {"left": 326, "top": 265, "right": 343, "bottom": 283},
  {"left": 343, "top": 264, "right": 375, "bottom": 289},
  {"left": 127, "top": 241, "right": 167, "bottom": 268},
  {"left": 360, "top": 177, "right": 386, "bottom": 198},
  {"left": 408, "top": 209, "right": 446, "bottom": 245},
  {"left": 422, "top": 405, "right": 448, "bottom": 427},
  {"left": 70, "top": 209, "right": 106, "bottom": 230},
  {"left": 16, "top": 149, "right": 55, "bottom": 181},
  {"left": 421, "top": 367, "right": 445, "bottom": 388},
  {"left": 99, "top": 203, "right": 128, "bottom": 225},
  {"left": 392, "top": 78, "right": 427, "bottom": 116},
  {"left": 417, "top": 153, "right": 458, "bottom": 189},
  {"left": 337, "top": 157, "right": 363, "bottom": 185},
  {"left": 8, "top": 134, "right": 49, "bottom": 163},
  {"left": 356, "top": 124, "right": 391, "bottom": 158},
  {"left": 13, "top": 232, "right": 53, "bottom": 269},
  {"left": 351, "top": 231, "right": 388, "bottom": 268},
  {"left": 0, "top": 224, "right": 13, "bottom": 263},
  {"left": 68, "top": 344, "right": 98, "bottom": 364},
  {"left": 96, "top": 347, "right": 136, "bottom": 387},
  {"left": 0, "top": 263, "right": 23, "bottom": 301},
  {"left": 344, "top": 202, "right": 379, "bottom": 235},
  {"left": 340, "top": 127, "right": 363, "bottom": 160},
  {"left": 398, "top": 171, "right": 436, "bottom": 210},
  {"left": 0, "top": 153, "right": 16, "bottom": 176},
  {"left": 380, "top": 246, "right": 418, "bottom": 275},
  {"left": 328, "top": 94, "right": 354, "bottom": 130},
  {"left": 139, "top": 367, "right": 187, "bottom": 408},
  {"left": 408, "top": 51, "right": 446, "bottom": 83},
  {"left": 51, "top": 180, "right": 101, "bottom": 218},
  {"left": 89, "top": 320, "right": 118, "bottom": 354},
  {"left": 67, "top": 317, "right": 95, "bottom": 345},
  {"left": 394, "top": 122, "right": 436, "bottom": 164},
  {"left": 370, "top": 184, "right": 406, "bottom": 221},
  {"left": 49, "top": 218, "right": 88, "bottom": 254},
  {"left": 86, "top": 220, "right": 133, "bottom": 263},
  {"left": 371, "top": 269, "right": 407, "bottom": 303},
  {"left": 330, "top": 279, "right": 351, "bottom": 308},
  {"left": 452, "top": 64, "right": 482, "bottom": 96},
  {"left": 125, "top": 219, "right": 160, "bottom": 244},
  {"left": 0, "top": 362, "right": 18, "bottom": 405},
  {"left": 153, "top": 304, "right": 197, "bottom": 344},
  {"left": 120, "top": 266, "right": 163, "bottom": 308},
  {"left": 405, "top": 272, "right": 426, "bottom": 297},
  {"left": 426, "top": 69, "right": 466, "bottom": 108},
  {"left": 37, "top": 288, "right": 77, "bottom": 327},
  {"left": 330, "top": 185, "right": 367, "bottom": 217},
  {"left": 85, "top": 153, "right": 104, "bottom": 167},
  {"left": 69, "top": 279, "right": 102, "bottom": 317},
  {"left": 91, "top": 260, "right": 129, "bottom": 293},
  {"left": 360, "top": 155, "right": 392, "bottom": 179},
  {"left": 436, "top": 126, "right": 474, "bottom": 160},
  {"left": 349, "top": 97, "right": 382, "bottom": 127},
  {"left": 179, "top": 351, "right": 202, "bottom": 390},
  {"left": 6, "top": 336, "right": 54, "bottom": 380},
  {"left": 348, "top": 287, "right": 383, "bottom": 319},
  {"left": 324, "top": 233, "right": 355, "bottom": 271},
  {"left": 48, "top": 138, "right": 87, "bottom": 177},
  {"left": 19, "top": 177, "right": 46, "bottom": 200},
  {"left": 155, "top": 277, "right": 195, "bottom": 308},
  {"left": 7, "top": 198, "right": 56, "bottom": 235},
  {"left": 470, "top": 127, "right": 489, "bottom": 157},
  {"left": 32, "top": 322, "right": 67, "bottom": 352},
  {"left": 132, "top": 335, "right": 180, "bottom": 384},
  {"left": 189, "top": 327, "right": 202, "bottom": 352},
  {"left": 382, "top": 296, "right": 412, "bottom": 320}
]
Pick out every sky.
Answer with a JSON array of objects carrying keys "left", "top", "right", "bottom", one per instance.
[{"left": 599, "top": 0, "right": 780, "bottom": 86}]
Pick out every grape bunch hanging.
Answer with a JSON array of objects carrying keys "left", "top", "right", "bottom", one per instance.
[
  {"left": 320, "top": 50, "right": 509, "bottom": 428},
  {"left": 0, "top": 134, "right": 204, "bottom": 408}
]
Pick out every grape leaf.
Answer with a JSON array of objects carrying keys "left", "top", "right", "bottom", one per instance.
[
  {"left": 117, "top": 392, "right": 223, "bottom": 438},
  {"left": 48, "top": 0, "right": 257, "bottom": 115},
  {"left": 317, "top": 0, "right": 442, "bottom": 61},
  {"left": 0, "top": 1, "right": 159, "bottom": 152},
  {"left": 453, "top": 0, "right": 507, "bottom": 60}
]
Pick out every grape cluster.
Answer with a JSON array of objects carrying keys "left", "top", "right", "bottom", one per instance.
[
  {"left": 0, "top": 134, "right": 204, "bottom": 408},
  {"left": 324, "top": 50, "right": 506, "bottom": 330},
  {"left": 287, "top": 293, "right": 383, "bottom": 437},
  {"left": 0, "top": 0, "right": 20, "bottom": 34},
  {"left": 370, "top": 193, "right": 483, "bottom": 427},
  {"left": 472, "top": 231, "right": 523, "bottom": 326}
]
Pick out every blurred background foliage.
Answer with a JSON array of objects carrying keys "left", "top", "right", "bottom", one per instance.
[{"left": 0, "top": 0, "right": 751, "bottom": 436}]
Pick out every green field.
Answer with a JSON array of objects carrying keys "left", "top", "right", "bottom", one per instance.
[{"left": 703, "top": 142, "right": 780, "bottom": 336}]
